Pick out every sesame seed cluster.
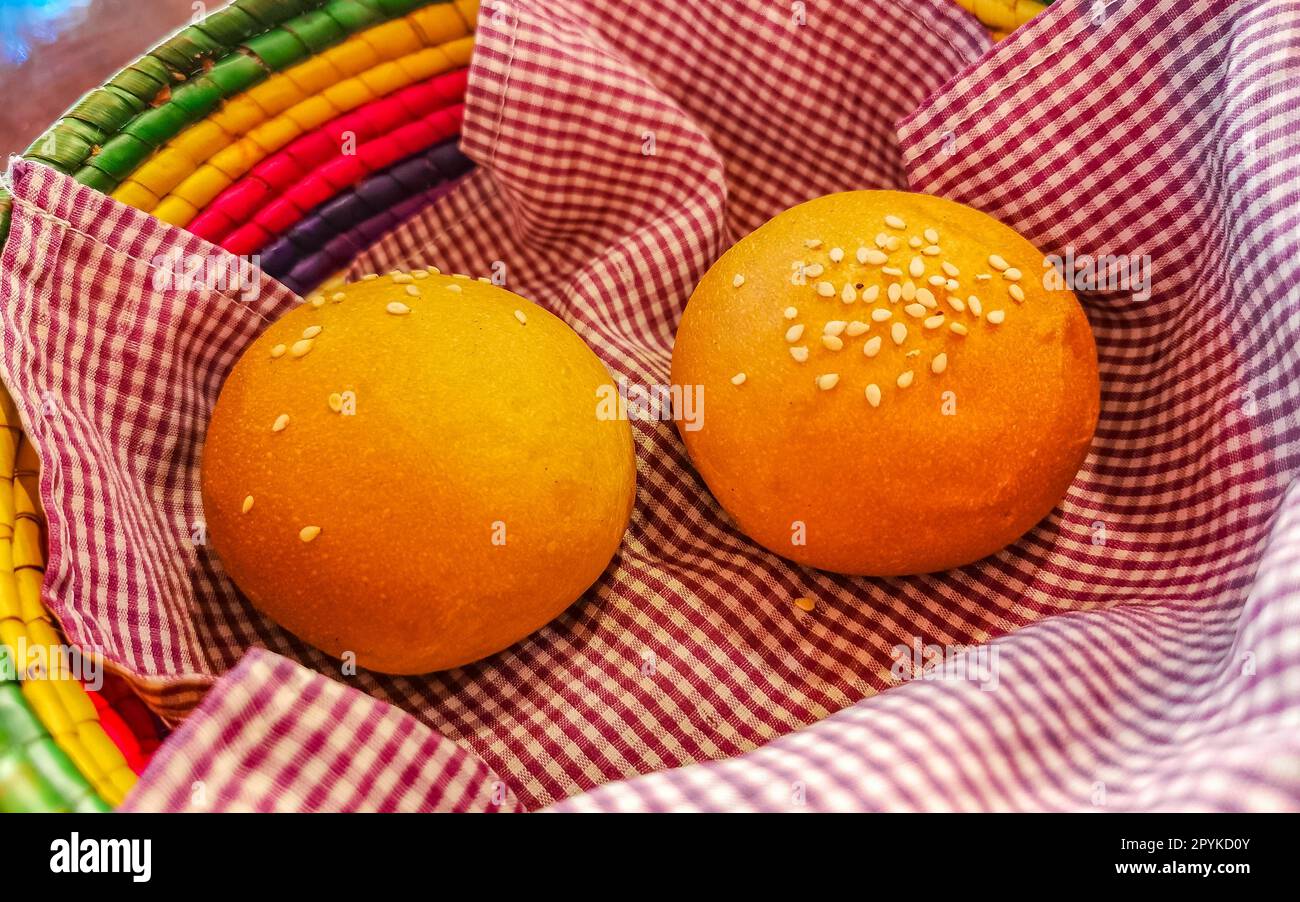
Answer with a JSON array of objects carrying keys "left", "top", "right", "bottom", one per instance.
[
  {"left": 729, "top": 213, "right": 1027, "bottom": 406},
  {"left": 245, "top": 268, "right": 526, "bottom": 545}
]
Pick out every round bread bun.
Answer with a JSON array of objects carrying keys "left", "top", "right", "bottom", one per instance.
[
  {"left": 671, "top": 190, "right": 1099, "bottom": 576},
  {"left": 202, "top": 271, "right": 636, "bottom": 674}
]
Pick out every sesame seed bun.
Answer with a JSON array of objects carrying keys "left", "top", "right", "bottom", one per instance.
[
  {"left": 670, "top": 190, "right": 1100, "bottom": 576},
  {"left": 202, "top": 272, "right": 636, "bottom": 674}
]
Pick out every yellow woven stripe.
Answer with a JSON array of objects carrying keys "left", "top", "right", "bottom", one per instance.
[
  {"left": 0, "top": 414, "right": 137, "bottom": 808},
  {"left": 955, "top": 0, "right": 1047, "bottom": 32},
  {"left": 113, "top": 4, "right": 472, "bottom": 216},
  {"left": 165, "top": 38, "right": 469, "bottom": 221}
]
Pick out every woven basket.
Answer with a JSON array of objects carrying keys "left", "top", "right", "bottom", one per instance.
[{"left": 0, "top": 0, "right": 1046, "bottom": 812}]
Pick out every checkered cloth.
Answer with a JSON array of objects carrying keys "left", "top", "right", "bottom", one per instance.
[
  {"left": 2, "top": 0, "right": 1297, "bottom": 812},
  {"left": 119, "top": 649, "right": 521, "bottom": 812}
]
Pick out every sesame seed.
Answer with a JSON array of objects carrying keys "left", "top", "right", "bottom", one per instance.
[
  {"left": 816, "top": 281, "right": 835, "bottom": 297},
  {"left": 447, "top": 284, "right": 462, "bottom": 293},
  {"left": 949, "top": 297, "right": 966, "bottom": 313},
  {"left": 924, "top": 228, "right": 940, "bottom": 244},
  {"left": 1003, "top": 268, "right": 1022, "bottom": 281},
  {"left": 897, "top": 370, "right": 915, "bottom": 389},
  {"left": 302, "top": 325, "right": 322, "bottom": 339},
  {"left": 977, "top": 273, "right": 992, "bottom": 281},
  {"left": 891, "top": 322, "right": 907, "bottom": 345},
  {"left": 299, "top": 526, "right": 321, "bottom": 543},
  {"left": 865, "top": 383, "right": 882, "bottom": 407},
  {"left": 924, "top": 314, "right": 945, "bottom": 330},
  {"left": 909, "top": 256, "right": 925, "bottom": 278},
  {"left": 328, "top": 393, "right": 343, "bottom": 412},
  {"left": 923, "top": 245, "right": 941, "bottom": 256},
  {"left": 863, "top": 336, "right": 883, "bottom": 357},
  {"left": 331, "top": 292, "right": 346, "bottom": 302},
  {"left": 733, "top": 274, "right": 745, "bottom": 288},
  {"left": 453, "top": 273, "right": 470, "bottom": 280},
  {"left": 916, "top": 287, "right": 937, "bottom": 308},
  {"left": 841, "top": 283, "right": 857, "bottom": 303},
  {"left": 857, "top": 246, "right": 872, "bottom": 263},
  {"left": 885, "top": 214, "right": 906, "bottom": 229},
  {"left": 987, "top": 309, "right": 1006, "bottom": 324},
  {"left": 412, "top": 270, "right": 430, "bottom": 279},
  {"left": 941, "top": 261, "right": 960, "bottom": 278},
  {"left": 785, "top": 324, "right": 806, "bottom": 342},
  {"left": 816, "top": 373, "right": 840, "bottom": 390},
  {"left": 901, "top": 280, "right": 917, "bottom": 302},
  {"left": 846, "top": 321, "right": 870, "bottom": 336},
  {"left": 393, "top": 273, "right": 414, "bottom": 283},
  {"left": 988, "top": 254, "right": 1009, "bottom": 272},
  {"left": 909, "top": 236, "right": 923, "bottom": 249},
  {"left": 478, "top": 277, "right": 491, "bottom": 284},
  {"left": 863, "top": 285, "right": 880, "bottom": 302},
  {"left": 406, "top": 285, "right": 420, "bottom": 297},
  {"left": 805, "top": 263, "right": 825, "bottom": 277},
  {"left": 731, "top": 372, "right": 747, "bottom": 385},
  {"left": 387, "top": 302, "right": 411, "bottom": 316},
  {"left": 805, "top": 239, "right": 823, "bottom": 249},
  {"left": 821, "top": 335, "right": 844, "bottom": 351},
  {"left": 1009, "top": 284, "right": 1026, "bottom": 303},
  {"left": 272, "top": 414, "right": 289, "bottom": 433},
  {"left": 290, "top": 339, "right": 314, "bottom": 358},
  {"left": 871, "top": 308, "right": 893, "bottom": 322},
  {"left": 886, "top": 236, "right": 901, "bottom": 251},
  {"left": 928, "top": 275, "right": 947, "bottom": 287},
  {"left": 863, "top": 249, "right": 888, "bottom": 265},
  {"left": 242, "top": 495, "right": 254, "bottom": 514},
  {"left": 310, "top": 295, "right": 325, "bottom": 308},
  {"left": 829, "top": 247, "right": 844, "bottom": 263},
  {"left": 790, "top": 346, "right": 809, "bottom": 363},
  {"left": 887, "top": 283, "right": 902, "bottom": 303},
  {"left": 905, "top": 303, "right": 927, "bottom": 318},
  {"left": 270, "top": 344, "right": 286, "bottom": 359},
  {"left": 514, "top": 310, "right": 528, "bottom": 325},
  {"left": 932, "top": 353, "right": 949, "bottom": 374},
  {"left": 968, "top": 296, "right": 983, "bottom": 317},
  {"left": 906, "top": 349, "right": 920, "bottom": 358},
  {"left": 823, "top": 320, "right": 847, "bottom": 336},
  {"left": 361, "top": 273, "right": 378, "bottom": 281},
  {"left": 875, "top": 232, "right": 890, "bottom": 247},
  {"left": 784, "top": 306, "right": 799, "bottom": 319},
  {"left": 882, "top": 266, "right": 904, "bottom": 278},
  {"left": 946, "top": 278, "right": 960, "bottom": 292},
  {"left": 950, "top": 322, "right": 969, "bottom": 336}
]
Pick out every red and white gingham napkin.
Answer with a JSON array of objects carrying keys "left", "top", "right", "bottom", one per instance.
[{"left": 2, "top": 0, "right": 1298, "bottom": 812}]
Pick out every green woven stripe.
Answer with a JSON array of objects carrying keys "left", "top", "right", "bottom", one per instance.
[
  {"left": 0, "top": 683, "right": 102, "bottom": 813},
  {"left": 169, "top": 76, "right": 226, "bottom": 120},
  {"left": 0, "top": 0, "right": 452, "bottom": 250},
  {"left": 150, "top": 24, "right": 233, "bottom": 74},
  {"left": 83, "top": 133, "right": 154, "bottom": 180},
  {"left": 323, "top": 0, "right": 388, "bottom": 33},
  {"left": 242, "top": 0, "right": 323, "bottom": 27},
  {"left": 243, "top": 28, "right": 311, "bottom": 71},
  {"left": 282, "top": 8, "right": 348, "bottom": 52},
  {"left": 196, "top": 6, "right": 264, "bottom": 45}
]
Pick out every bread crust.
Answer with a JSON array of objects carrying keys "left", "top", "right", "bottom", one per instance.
[
  {"left": 671, "top": 190, "right": 1100, "bottom": 576},
  {"left": 202, "top": 273, "right": 637, "bottom": 673}
]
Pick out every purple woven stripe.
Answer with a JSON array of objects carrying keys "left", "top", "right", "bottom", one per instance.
[{"left": 260, "top": 138, "right": 473, "bottom": 290}]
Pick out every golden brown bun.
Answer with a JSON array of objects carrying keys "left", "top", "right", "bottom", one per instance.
[
  {"left": 202, "top": 272, "right": 636, "bottom": 673},
  {"left": 671, "top": 190, "right": 1099, "bottom": 576}
]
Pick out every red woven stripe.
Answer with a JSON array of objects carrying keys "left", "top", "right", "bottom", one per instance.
[{"left": 189, "top": 68, "right": 469, "bottom": 242}]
